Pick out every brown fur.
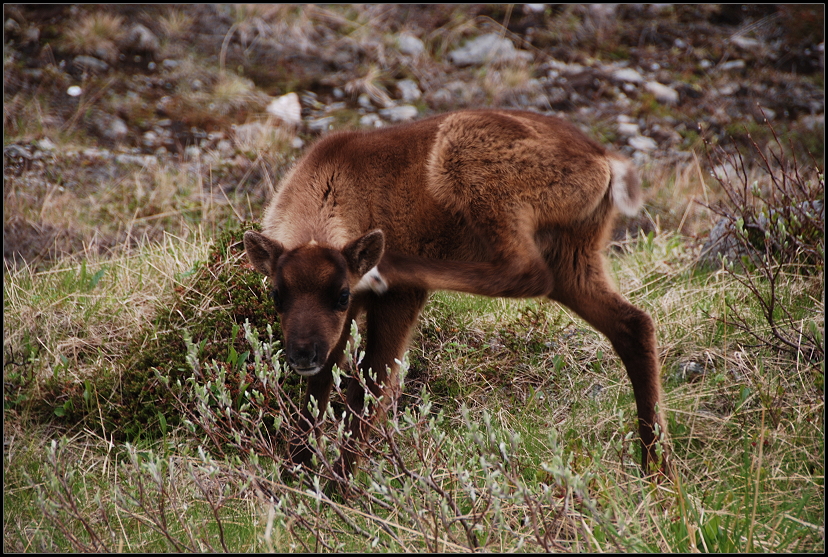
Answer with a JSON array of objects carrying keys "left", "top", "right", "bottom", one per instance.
[{"left": 244, "top": 109, "right": 670, "bottom": 481}]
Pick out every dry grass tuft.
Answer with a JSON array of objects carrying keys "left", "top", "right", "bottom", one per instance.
[{"left": 61, "top": 11, "right": 125, "bottom": 63}]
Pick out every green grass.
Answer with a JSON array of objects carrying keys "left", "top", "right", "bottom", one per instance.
[
  {"left": 8, "top": 225, "right": 822, "bottom": 552},
  {"left": 4, "top": 4, "right": 823, "bottom": 551}
]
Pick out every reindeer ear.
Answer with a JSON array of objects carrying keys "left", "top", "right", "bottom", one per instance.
[
  {"left": 243, "top": 231, "right": 284, "bottom": 276},
  {"left": 342, "top": 229, "right": 385, "bottom": 277}
]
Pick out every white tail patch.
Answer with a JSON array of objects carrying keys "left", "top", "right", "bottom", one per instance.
[
  {"left": 608, "top": 158, "right": 643, "bottom": 216},
  {"left": 354, "top": 265, "right": 388, "bottom": 294}
]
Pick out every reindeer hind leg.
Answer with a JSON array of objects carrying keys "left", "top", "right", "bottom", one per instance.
[{"left": 547, "top": 246, "right": 670, "bottom": 477}]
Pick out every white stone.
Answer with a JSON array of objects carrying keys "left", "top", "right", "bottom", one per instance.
[
  {"left": 124, "top": 23, "right": 160, "bottom": 54},
  {"left": 730, "top": 36, "right": 761, "bottom": 51},
  {"left": 396, "top": 79, "right": 422, "bottom": 102},
  {"left": 379, "top": 105, "right": 418, "bottom": 122},
  {"left": 617, "top": 122, "right": 640, "bottom": 136},
  {"left": 644, "top": 81, "right": 679, "bottom": 105},
  {"left": 36, "top": 138, "right": 56, "bottom": 151},
  {"left": 307, "top": 116, "right": 335, "bottom": 132},
  {"left": 142, "top": 130, "right": 158, "bottom": 148},
  {"left": 721, "top": 60, "right": 746, "bottom": 71},
  {"left": 628, "top": 135, "right": 658, "bottom": 151},
  {"left": 448, "top": 33, "right": 532, "bottom": 66},
  {"left": 612, "top": 67, "right": 643, "bottom": 83},
  {"left": 101, "top": 117, "right": 128, "bottom": 142},
  {"left": 266, "top": 92, "right": 302, "bottom": 127},
  {"left": 360, "top": 113, "right": 383, "bottom": 128},
  {"left": 398, "top": 33, "right": 425, "bottom": 56}
]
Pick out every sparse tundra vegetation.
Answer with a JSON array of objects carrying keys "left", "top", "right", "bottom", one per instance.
[{"left": 4, "top": 4, "right": 824, "bottom": 552}]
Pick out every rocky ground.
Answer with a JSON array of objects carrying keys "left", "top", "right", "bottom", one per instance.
[{"left": 3, "top": 4, "right": 824, "bottom": 267}]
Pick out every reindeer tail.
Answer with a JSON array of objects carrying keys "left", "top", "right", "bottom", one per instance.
[{"left": 608, "top": 156, "right": 643, "bottom": 216}]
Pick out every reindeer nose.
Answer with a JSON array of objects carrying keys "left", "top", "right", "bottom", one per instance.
[{"left": 288, "top": 342, "right": 321, "bottom": 374}]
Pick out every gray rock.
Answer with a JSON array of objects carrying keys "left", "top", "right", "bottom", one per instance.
[
  {"left": 799, "top": 113, "right": 824, "bottom": 131},
  {"left": 720, "top": 60, "right": 746, "bottom": 71},
  {"left": 730, "top": 36, "right": 761, "bottom": 51},
  {"left": 92, "top": 112, "right": 128, "bottom": 143},
  {"left": 430, "top": 80, "right": 484, "bottom": 107},
  {"left": 397, "top": 33, "right": 425, "bottom": 56},
  {"left": 215, "top": 140, "right": 233, "bottom": 158},
  {"left": 115, "top": 153, "right": 157, "bottom": 166},
  {"left": 612, "top": 67, "right": 644, "bottom": 83},
  {"left": 36, "top": 138, "right": 57, "bottom": 151},
  {"left": 307, "top": 116, "right": 335, "bottom": 132},
  {"left": 5, "top": 18, "right": 21, "bottom": 35},
  {"left": 233, "top": 122, "right": 268, "bottom": 145},
  {"left": 142, "top": 130, "right": 159, "bottom": 148},
  {"left": 644, "top": 81, "right": 679, "bottom": 105},
  {"left": 379, "top": 105, "right": 419, "bottom": 122},
  {"left": 4, "top": 144, "right": 32, "bottom": 161},
  {"left": 546, "top": 59, "right": 587, "bottom": 76},
  {"left": 73, "top": 55, "right": 110, "bottom": 74},
  {"left": 628, "top": 135, "right": 657, "bottom": 151},
  {"left": 673, "top": 361, "right": 707, "bottom": 383},
  {"left": 123, "top": 23, "right": 160, "bottom": 54},
  {"left": 617, "top": 122, "right": 640, "bottom": 137},
  {"left": 357, "top": 94, "right": 374, "bottom": 110},
  {"left": 396, "top": 78, "right": 422, "bottom": 102},
  {"left": 266, "top": 92, "right": 302, "bottom": 128},
  {"left": 359, "top": 113, "right": 383, "bottom": 128},
  {"left": 698, "top": 218, "right": 748, "bottom": 269},
  {"left": 448, "top": 33, "right": 532, "bottom": 66}
]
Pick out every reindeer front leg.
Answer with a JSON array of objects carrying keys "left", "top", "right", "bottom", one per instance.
[{"left": 333, "top": 288, "right": 428, "bottom": 482}]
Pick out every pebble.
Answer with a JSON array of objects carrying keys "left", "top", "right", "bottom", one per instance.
[
  {"left": 124, "top": 23, "right": 160, "bottom": 54},
  {"left": 617, "top": 122, "right": 640, "bottom": 137},
  {"left": 234, "top": 122, "right": 269, "bottom": 145},
  {"left": 612, "top": 67, "right": 644, "bottom": 83},
  {"left": 36, "top": 138, "right": 56, "bottom": 151},
  {"left": 266, "top": 92, "right": 302, "bottom": 127},
  {"left": 720, "top": 60, "right": 746, "bottom": 71},
  {"left": 357, "top": 94, "right": 374, "bottom": 110},
  {"left": 397, "top": 33, "right": 425, "bottom": 56},
  {"left": 95, "top": 114, "right": 129, "bottom": 143},
  {"left": 307, "top": 116, "right": 335, "bottom": 132},
  {"left": 628, "top": 135, "right": 657, "bottom": 151},
  {"left": 360, "top": 113, "right": 383, "bottom": 128},
  {"left": 644, "top": 81, "right": 679, "bottom": 105},
  {"left": 73, "top": 55, "right": 110, "bottom": 74},
  {"left": 396, "top": 79, "right": 422, "bottom": 102},
  {"left": 142, "top": 130, "right": 158, "bottom": 148},
  {"left": 730, "top": 36, "right": 761, "bottom": 51},
  {"left": 378, "top": 105, "right": 418, "bottom": 122},
  {"left": 448, "top": 33, "right": 532, "bottom": 66}
]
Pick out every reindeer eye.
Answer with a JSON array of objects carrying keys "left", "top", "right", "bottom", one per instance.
[{"left": 336, "top": 290, "right": 350, "bottom": 310}]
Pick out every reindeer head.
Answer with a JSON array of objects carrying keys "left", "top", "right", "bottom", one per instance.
[{"left": 243, "top": 230, "right": 385, "bottom": 376}]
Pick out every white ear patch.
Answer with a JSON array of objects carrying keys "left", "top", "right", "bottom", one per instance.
[{"left": 354, "top": 265, "right": 388, "bottom": 294}]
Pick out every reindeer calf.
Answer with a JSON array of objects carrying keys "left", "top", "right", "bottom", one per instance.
[{"left": 244, "top": 109, "right": 670, "bottom": 481}]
